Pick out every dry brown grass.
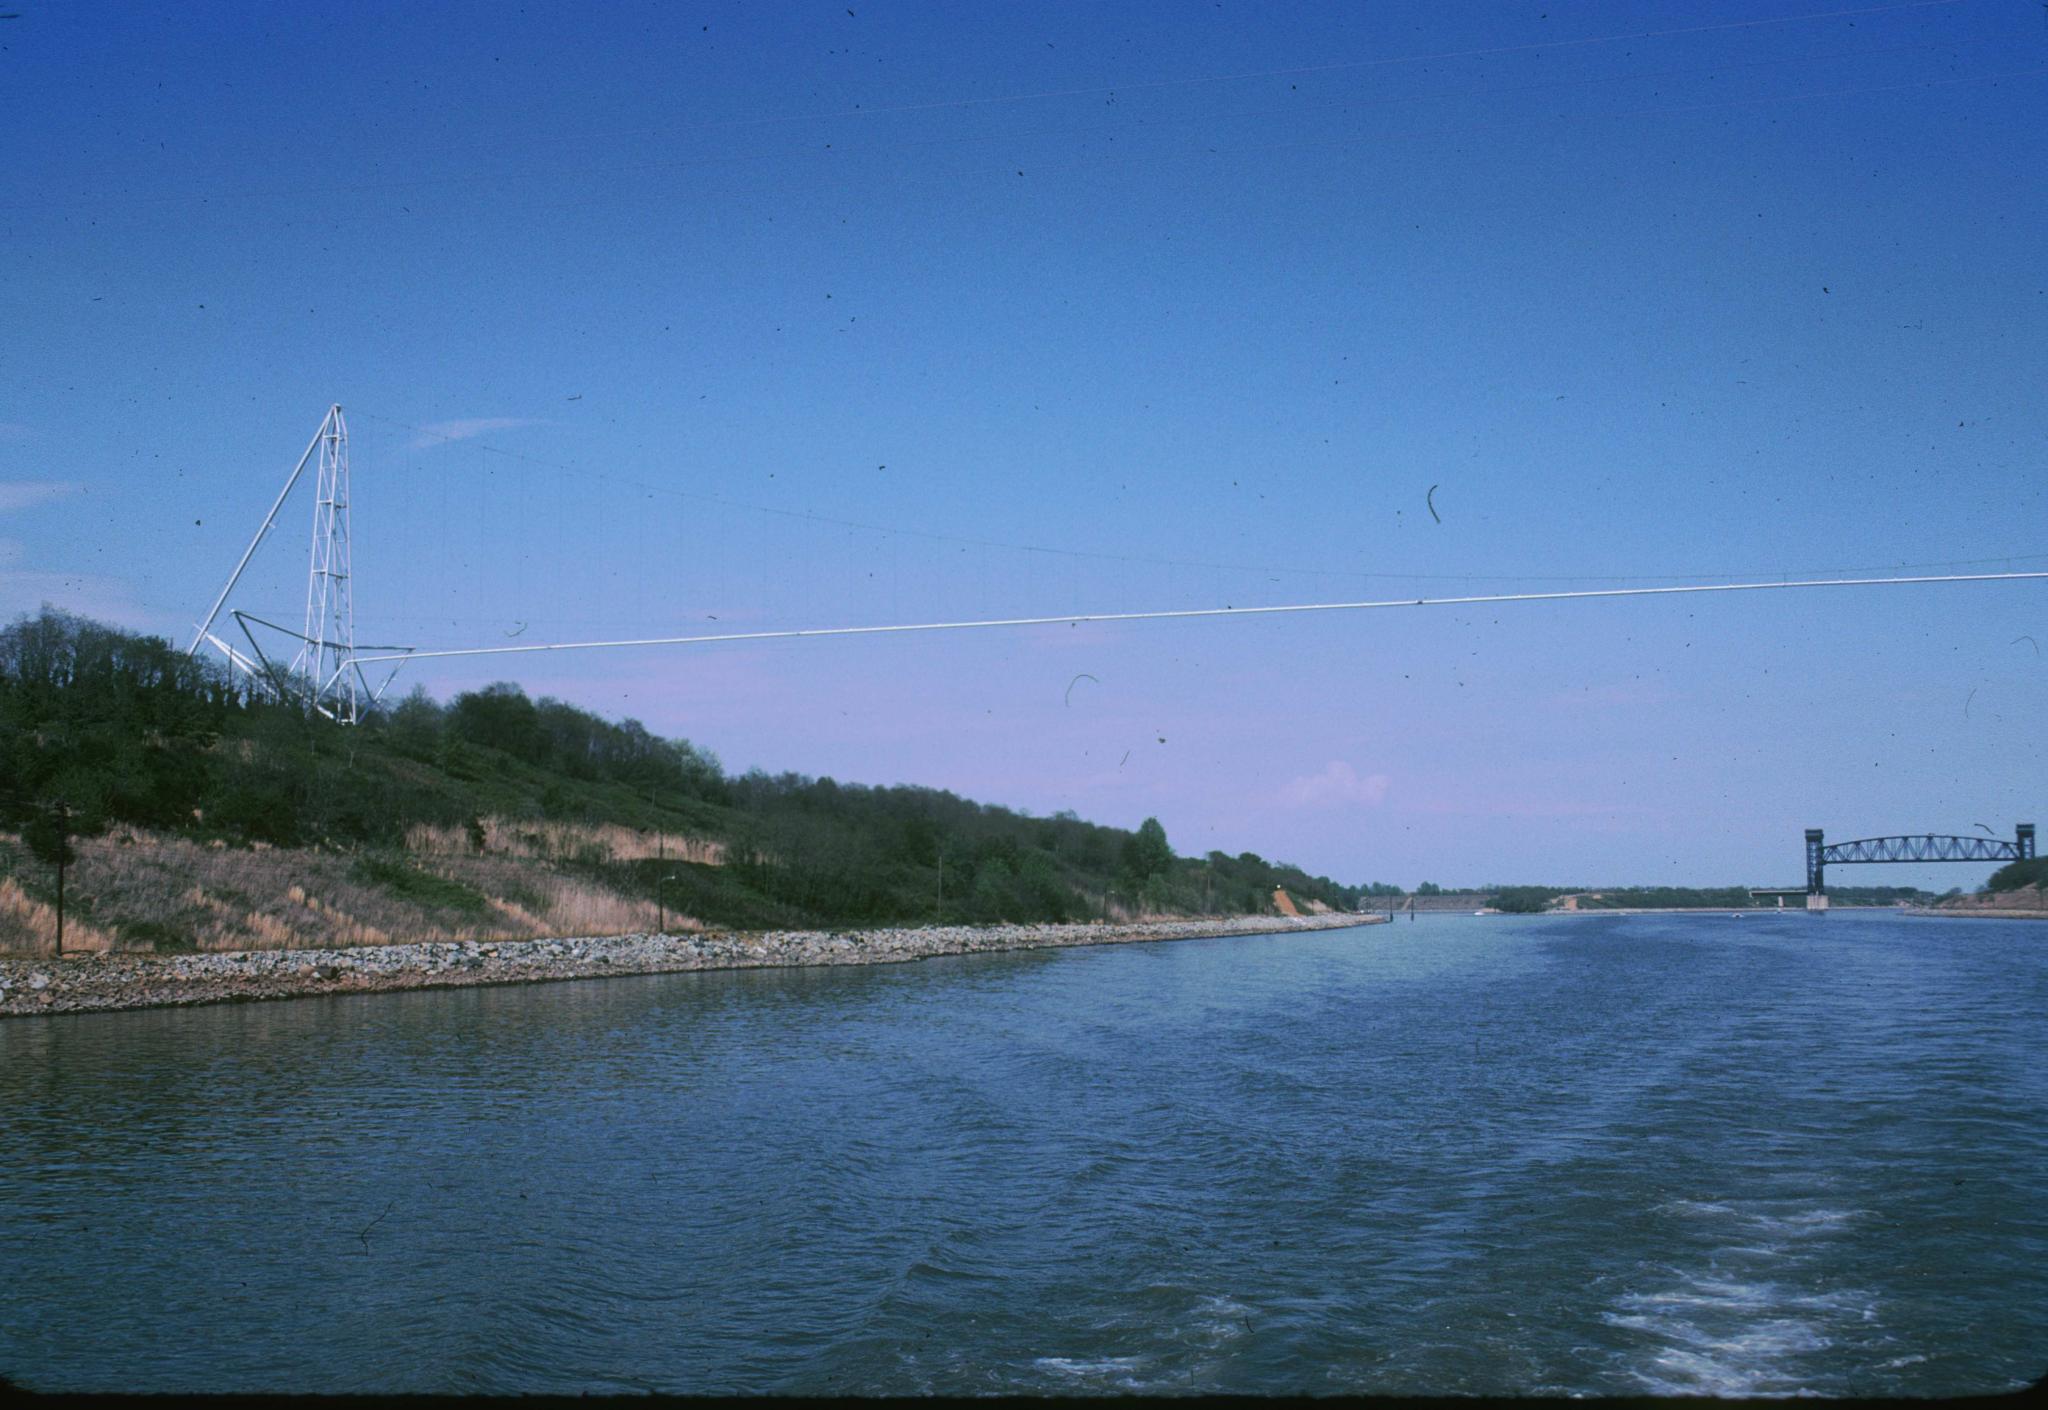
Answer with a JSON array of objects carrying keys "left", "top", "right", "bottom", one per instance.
[
  {"left": 0, "top": 877, "right": 116, "bottom": 955},
  {"left": 542, "top": 879, "right": 672, "bottom": 935},
  {"left": 0, "top": 826, "right": 693, "bottom": 956},
  {"left": 405, "top": 817, "right": 726, "bottom": 865}
]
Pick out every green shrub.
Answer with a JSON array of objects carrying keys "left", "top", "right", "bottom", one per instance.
[
  {"left": 349, "top": 854, "right": 490, "bottom": 915},
  {"left": 121, "top": 920, "right": 196, "bottom": 954},
  {"left": 1488, "top": 886, "right": 1560, "bottom": 914},
  {"left": 494, "top": 878, "right": 550, "bottom": 914}
]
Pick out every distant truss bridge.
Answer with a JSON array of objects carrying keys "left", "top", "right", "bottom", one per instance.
[{"left": 1803, "top": 824, "right": 2035, "bottom": 896}]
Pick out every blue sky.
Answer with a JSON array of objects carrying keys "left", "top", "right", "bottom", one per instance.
[{"left": 2, "top": 0, "right": 2042, "bottom": 889}]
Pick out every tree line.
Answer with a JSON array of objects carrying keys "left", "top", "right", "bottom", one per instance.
[{"left": 1, "top": 608, "right": 1370, "bottom": 930}]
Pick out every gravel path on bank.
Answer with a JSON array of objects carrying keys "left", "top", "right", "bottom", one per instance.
[{"left": 0, "top": 913, "right": 1380, "bottom": 1018}]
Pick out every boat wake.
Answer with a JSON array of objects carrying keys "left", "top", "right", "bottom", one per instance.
[{"left": 1604, "top": 1201, "right": 1878, "bottom": 1396}]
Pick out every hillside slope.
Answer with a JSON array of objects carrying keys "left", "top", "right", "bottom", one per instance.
[{"left": 0, "top": 610, "right": 1367, "bottom": 954}]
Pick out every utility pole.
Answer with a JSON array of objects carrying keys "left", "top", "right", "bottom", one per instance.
[
  {"left": 658, "top": 831, "right": 665, "bottom": 934},
  {"left": 23, "top": 801, "right": 75, "bottom": 958},
  {"left": 54, "top": 828, "right": 65, "bottom": 956}
]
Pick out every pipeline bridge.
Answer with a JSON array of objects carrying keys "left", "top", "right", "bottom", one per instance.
[{"left": 187, "top": 404, "right": 2048, "bottom": 723}]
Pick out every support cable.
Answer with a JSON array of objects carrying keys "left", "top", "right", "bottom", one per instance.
[{"left": 352, "top": 570, "right": 2048, "bottom": 666}]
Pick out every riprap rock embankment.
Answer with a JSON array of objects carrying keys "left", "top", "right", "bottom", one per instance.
[{"left": 0, "top": 912, "right": 1380, "bottom": 1018}]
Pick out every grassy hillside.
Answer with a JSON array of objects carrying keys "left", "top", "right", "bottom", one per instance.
[{"left": 0, "top": 609, "right": 1367, "bottom": 954}]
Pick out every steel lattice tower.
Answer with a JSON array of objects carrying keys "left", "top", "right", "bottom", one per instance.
[
  {"left": 189, "top": 404, "right": 379, "bottom": 721},
  {"left": 290, "top": 406, "right": 358, "bottom": 722}
]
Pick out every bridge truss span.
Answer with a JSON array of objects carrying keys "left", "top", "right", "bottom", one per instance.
[{"left": 1805, "top": 824, "right": 2035, "bottom": 894}]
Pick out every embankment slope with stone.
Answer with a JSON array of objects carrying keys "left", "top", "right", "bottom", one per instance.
[{"left": 0, "top": 912, "right": 1381, "bottom": 1018}]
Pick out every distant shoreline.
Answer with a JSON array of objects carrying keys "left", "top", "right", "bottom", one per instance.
[
  {"left": 1547, "top": 905, "right": 2045, "bottom": 919},
  {"left": 1374, "top": 905, "right": 1931, "bottom": 918},
  {"left": 0, "top": 912, "right": 1379, "bottom": 1019},
  {"left": 1558, "top": 905, "right": 1906, "bottom": 916}
]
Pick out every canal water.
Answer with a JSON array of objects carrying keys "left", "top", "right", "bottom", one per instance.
[{"left": 1, "top": 912, "right": 2042, "bottom": 1396}]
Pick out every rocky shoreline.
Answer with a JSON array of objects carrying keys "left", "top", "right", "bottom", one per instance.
[{"left": 0, "top": 912, "right": 1381, "bottom": 1019}]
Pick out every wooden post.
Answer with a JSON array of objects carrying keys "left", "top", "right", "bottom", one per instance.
[{"left": 52, "top": 800, "right": 69, "bottom": 957}]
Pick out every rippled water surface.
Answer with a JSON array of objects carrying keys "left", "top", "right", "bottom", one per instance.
[{"left": 2, "top": 912, "right": 2044, "bottom": 1395}]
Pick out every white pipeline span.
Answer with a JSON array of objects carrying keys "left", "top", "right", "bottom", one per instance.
[{"left": 350, "top": 570, "right": 2048, "bottom": 665}]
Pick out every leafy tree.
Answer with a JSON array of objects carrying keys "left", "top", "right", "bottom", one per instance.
[
  {"left": 386, "top": 686, "right": 444, "bottom": 759},
  {"left": 1017, "top": 851, "right": 1070, "bottom": 921},
  {"left": 1140, "top": 872, "right": 1173, "bottom": 913},
  {"left": 1488, "top": 886, "right": 1559, "bottom": 914},
  {"left": 971, "top": 858, "right": 1016, "bottom": 921},
  {"left": 449, "top": 683, "right": 542, "bottom": 761},
  {"left": 1984, "top": 857, "right": 2048, "bottom": 893},
  {"left": 20, "top": 809, "right": 76, "bottom": 871},
  {"left": 1123, "top": 816, "right": 1174, "bottom": 881}
]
